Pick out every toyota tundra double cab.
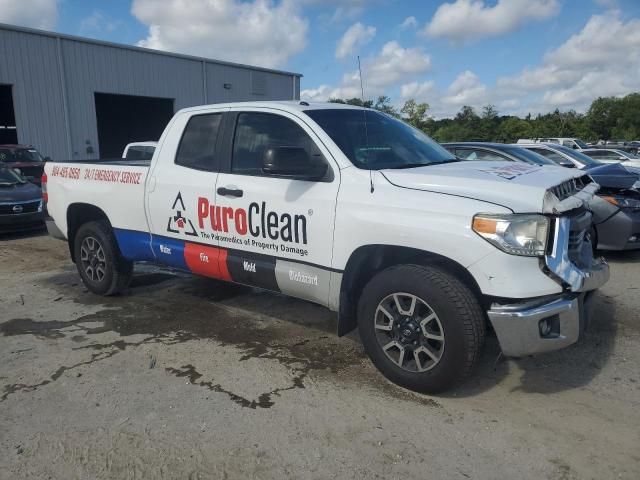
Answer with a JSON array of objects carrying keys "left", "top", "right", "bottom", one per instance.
[{"left": 44, "top": 101, "right": 609, "bottom": 393}]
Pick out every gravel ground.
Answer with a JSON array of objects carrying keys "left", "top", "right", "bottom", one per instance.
[{"left": 1, "top": 232, "right": 639, "bottom": 479}]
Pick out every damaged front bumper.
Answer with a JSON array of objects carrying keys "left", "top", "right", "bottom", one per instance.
[
  {"left": 487, "top": 293, "right": 594, "bottom": 356},
  {"left": 487, "top": 214, "right": 609, "bottom": 357}
]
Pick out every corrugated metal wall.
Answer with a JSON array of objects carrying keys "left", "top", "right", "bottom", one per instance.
[{"left": 0, "top": 25, "right": 301, "bottom": 161}]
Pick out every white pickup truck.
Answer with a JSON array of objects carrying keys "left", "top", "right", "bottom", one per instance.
[{"left": 44, "top": 101, "right": 609, "bottom": 393}]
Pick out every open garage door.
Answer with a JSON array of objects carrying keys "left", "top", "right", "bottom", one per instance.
[
  {"left": 94, "top": 92, "right": 174, "bottom": 158},
  {"left": 0, "top": 85, "right": 18, "bottom": 145}
]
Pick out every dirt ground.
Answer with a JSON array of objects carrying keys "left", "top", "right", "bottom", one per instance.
[{"left": 1, "top": 232, "right": 639, "bottom": 480}]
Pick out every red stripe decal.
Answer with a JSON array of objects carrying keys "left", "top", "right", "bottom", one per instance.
[{"left": 183, "top": 243, "right": 231, "bottom": 280}]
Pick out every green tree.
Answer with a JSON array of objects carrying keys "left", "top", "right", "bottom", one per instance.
[
  {"left": 497, "top": 117, "right": 533, "bottom": 142},
  {"left": 401, "top": 99, "right": 430, "bottom": 129},
  {"left": 373, "top": 95, "right": 399, "bottom": 116}
]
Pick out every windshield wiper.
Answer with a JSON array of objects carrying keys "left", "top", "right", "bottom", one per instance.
[{"left": 384, "top": 159, "right": 461, "bottom": 170}]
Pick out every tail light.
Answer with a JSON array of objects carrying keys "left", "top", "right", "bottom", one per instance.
[{"left": 41, "top": 172, "right": 48, "bottom": 203}]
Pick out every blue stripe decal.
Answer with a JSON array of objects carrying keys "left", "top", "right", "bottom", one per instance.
[
  {"left": 113, "top": 228, "right": 154, "bottom": 261},
  {"left": 150, "top": 235, "right": 188, "bottom": 271}
]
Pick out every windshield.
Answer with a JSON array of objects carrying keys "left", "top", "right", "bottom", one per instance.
[
  {"left": 505, "top": 147, "right": 555, "bottom": 166},
  {"left": 575, "top": 139, "right": 589, "bottom": 149},
  {"left": 551, "top": 144, "right": 600, "bottom": 167},
  {"left": 0, "top": 167, "right": 25, "bottom": 185},
  {"left": 0, "top": 147, "right": 44, "bottom": 163},
  {"left": 304, "top": 109, "right": 457, "bottom": 169}
]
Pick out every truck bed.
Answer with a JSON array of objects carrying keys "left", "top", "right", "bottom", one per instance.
[{"left": 44, "top": 159, "right": 150, "bottom": 238}]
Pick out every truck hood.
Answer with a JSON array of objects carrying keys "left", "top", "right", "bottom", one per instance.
[{"left": 380, "top": 161, "right": 591, "bottom": 213}]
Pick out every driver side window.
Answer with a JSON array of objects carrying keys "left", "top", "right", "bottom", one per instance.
[{"left": 231, "top": 112, "right": 316, "bottom": 176}]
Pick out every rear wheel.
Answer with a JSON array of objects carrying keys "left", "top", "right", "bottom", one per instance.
[
  {"left": 74, "top": 221, "right": 133, "bottom": 295},
  {"left": 358, "top": 264, "right": 485, "bottom": 393}
]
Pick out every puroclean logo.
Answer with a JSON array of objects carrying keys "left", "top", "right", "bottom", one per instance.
[{"left": 167, "top": 192, "right": 198, "bottom": 237}]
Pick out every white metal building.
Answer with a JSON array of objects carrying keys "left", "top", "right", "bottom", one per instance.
[{"left": 0, "top": 23, "right": 301, "bottom": 159}]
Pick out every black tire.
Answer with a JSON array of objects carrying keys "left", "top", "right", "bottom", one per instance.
[
  {"left": 358, "top": 264, "right": 485, "bottom": 394},
  {"left": 73, "top": 220, "right": 133, "bottom": 296}
]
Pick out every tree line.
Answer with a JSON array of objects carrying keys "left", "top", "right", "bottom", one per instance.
[{"left": 328, "top": 93, "right": 640, "bottom": 143}]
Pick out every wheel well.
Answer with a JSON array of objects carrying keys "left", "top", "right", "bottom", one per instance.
[
  {"left": 66, "top": 203, "right": 110, "bottom": 262},
  {"left": 337, "top": 245, "right": 484, "bottom": 336}
]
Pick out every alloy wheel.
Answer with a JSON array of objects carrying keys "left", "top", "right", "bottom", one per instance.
[{"left": 373, "top": 292, "right": 445, "bottom": 372}]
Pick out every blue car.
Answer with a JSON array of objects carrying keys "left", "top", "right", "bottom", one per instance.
[{"left": 0, "top": 166, "right": 45, "bottom": 233}]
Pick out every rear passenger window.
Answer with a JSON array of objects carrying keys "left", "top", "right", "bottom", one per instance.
[
  {"left": 231, "top": 112, "right": 315, "bottom": 176},
  {"left": 175, "top": 113, "right": 222, "bottom": 171}
]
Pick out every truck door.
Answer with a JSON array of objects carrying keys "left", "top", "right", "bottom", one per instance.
[
  {"left": 207, "top": 108, "right": 340, "bottom": 306},
  {"left": 145, "top": 109, "right": 226, "bottom": 272}
]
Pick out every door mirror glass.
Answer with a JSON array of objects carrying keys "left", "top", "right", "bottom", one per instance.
[{"left": 262, "top": 146, "right": 328, "bottom": 180}]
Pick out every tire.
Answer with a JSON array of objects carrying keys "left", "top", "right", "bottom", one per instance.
[
  {"left": 358, "top": 264, "right": 485, "bottom": 394},
  {"left": 73, "top": 220, "right": 133, "bottom": 296}
]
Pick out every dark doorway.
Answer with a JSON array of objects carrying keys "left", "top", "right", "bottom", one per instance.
[
  {"left": 0, "top": 85, "right": 18, "bottom": 145},
  {"left": 94, "top": 92, "right": 174, "bottom": 158}
]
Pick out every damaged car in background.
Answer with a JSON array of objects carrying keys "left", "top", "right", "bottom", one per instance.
[{"left": 518, "top": 143, "right": 640, "bottom": 250}]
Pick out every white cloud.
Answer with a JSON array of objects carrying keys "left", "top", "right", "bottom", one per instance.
[
  {"left": 442, "top": 70, "right": 488, "bottom": 106},
  {"left": 79, "top": 11, "right": 124, "bottom": 36},
  {"left": 400, "top": 16, "right": 418, "bottom": 29},
  {"left": 498, "top": 11, "right": 640, "bottom": 111},
  {"left": 303, "top": 41, "right": 431, "bottom": 101},
  {"left": 400, "top": 81, "right": 435, "bottom": 100},
  {"left": 0, "top": 0, "right": 57, "bottom": 29},
  {"left": 424, "top": 0, "right": 559, "bottom": 42},
  {"left": 132, "top": 0, "right": 308, "bottom": 69},
  {"left": 335, "top": 22, "right": 376, "bottom": 59}
]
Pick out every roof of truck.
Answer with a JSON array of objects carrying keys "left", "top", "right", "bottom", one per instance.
[{"left": 177, "top": 101, "right": 368, "bottom": 115}]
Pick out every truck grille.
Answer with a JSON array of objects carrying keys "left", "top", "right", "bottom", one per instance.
[
  {"left": 567, "top": 210, "right": 593, "bottom": 269},
  {"left": 0, "top": 200, "right": 41, "bottom": 215},
  {"left": 550, "top": 175, "right": 591, "bottom": 200}
]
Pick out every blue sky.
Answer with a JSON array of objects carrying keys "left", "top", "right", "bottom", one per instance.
[{"left": 3, "top": 0, "right": 640, "bottom": 117}]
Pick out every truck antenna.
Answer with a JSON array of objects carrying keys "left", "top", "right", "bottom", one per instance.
[{"left": 358, "top": 55, "right": 374, "bottom": 194}]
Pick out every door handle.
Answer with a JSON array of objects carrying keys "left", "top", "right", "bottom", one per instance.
[{"left": 217, "top": 186, "right": 244, "bottom": 198}]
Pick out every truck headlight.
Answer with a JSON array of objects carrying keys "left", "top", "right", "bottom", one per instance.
[{"left": 472, "top": 214, "right": 549, "bottom": 256}]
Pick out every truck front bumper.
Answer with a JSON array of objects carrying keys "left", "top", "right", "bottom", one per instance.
[
  {"left": 487, "top": 215, "right": 609, "bottom": 357},
  {"left": 487, "top": 293, "right": 594, "bottom": 356}
]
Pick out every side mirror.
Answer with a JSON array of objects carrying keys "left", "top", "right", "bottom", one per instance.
[
  {"left": 262, "top": 146, "right": 328, "bottom": 180},
  {"left": 560, "top": 161, "right": 575, "bottom": 168},
  {"left": 44, "top": 156, "right": 51, "bottom": 162}
]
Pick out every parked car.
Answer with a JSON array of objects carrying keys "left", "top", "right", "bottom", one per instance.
[
  {"left": 44, "top": 101, "right": 609, "bottom": 393},
  {"left": 0, "top": 144, "right": 48, "bottom": 184},
  {"left": 122, "top": 141, "right": 157, "bottom": 160},
  {"left": 0, "top": 166, "right": 45, "bottom": 233},
  {"left": 444, "top": 142, "right": 573, "bottom": 167},
  {"left": 443, "top": 143, "right": 640, "bottom": 251},
  {"left": 516, "top": 143, "right": 640, "bottom": 250},
  {"left": 582, "top": 149, "right": 640, "bottom": 167},
  {"left": 517, "top": 138, "right": 589, "bottom": 150},
  {"left": 517, "top": 142, "right": 601, "bottom": 169}
]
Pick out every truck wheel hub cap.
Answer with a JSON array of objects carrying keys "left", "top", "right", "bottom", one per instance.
[
  {"left": 373, "top": 293, "right": 445, "bottom": 373},
  {"left": 80, "top": 236, "right": 107, "bottom": 283}
]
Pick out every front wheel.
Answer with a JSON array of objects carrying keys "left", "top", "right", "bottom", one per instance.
[
  {"left": 73, "top": 221, "right": 133, "bottom": 296},
  {"left": 358, "top": 264, "right": 485, "bottom": 393}
]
